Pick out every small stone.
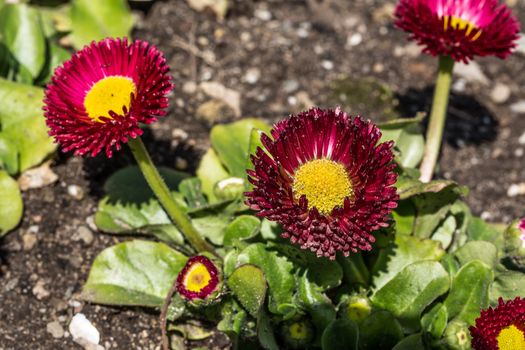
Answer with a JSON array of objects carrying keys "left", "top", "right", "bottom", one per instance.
[
  {"left": 18, "top": 162, "right": 58, "bottom": 191},
  {"left": 32, "top": 279, "right": 50, "bottom": 300},
  {"left": 77, "top": 226, "right": 94, "bottom": 245},
  {"left": 22, "top": 232, "right": 37, "bottom": 251},
  {"left": 373, "top": 63, "right": 384, "bottom": 73},
  {"left": 67, "top": 185, "right": 84, "bottom": 200},
  {"left": 199, "top": 81, "right": 241, "bottom": 117},
  {"left": 490, "top": 83, "right": 511, "bottom": 104},
  {"left": 171, "top": 128, "right": 188, "bottom": 141},
  {"left": 175, "top": 157, "right": 188, "bottom": 170},
  {"left": 452, "top": 78, "right": 467, "bottom": 93},
  {"left": 507, "top": 183, "right": 525, "bottom": 197},
  {"left": 346, "top": 33, "right": 362, "bottom": 47},
  {"left": 515, "top": 148, "right": 524, "bottom": 157},
  {"left": 254, "top": 9, "right": 271, "bottom": 21},
  {"left": 454, "top": 61, "right": 489, "bottom": 86},
  {"left": 296, "top": 27, "right": 309, "bottom": 38},
  {"left": 518, "top": 132, "right": 525, "bottom": 145},
  {"left": 182, "top": 81, "right": 197, "bottom": 94},
  {"left": 510, "top": 101, "right": 525, "bottom": 114},
  {"left": 47, "top": 321, "right": 64, "bottom": 338},
  {"left": 321, "top": 60, "right": 334, "bottom": 70},
  {"left": 244, "top": 68, "right": 260, "bottom": 84},
  {"left": 515, "top": 33, "right": 525, "bottom": 55},
  {"left": 196, "top": 99, "right": 235, "bottom": 125},
  {"left": 69, "top": 314, "right": 101, "bottom": 348},
  {"left": 282, "top": 80, "right": 299, "bottom": 94}
]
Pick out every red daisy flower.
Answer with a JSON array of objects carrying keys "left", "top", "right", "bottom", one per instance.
[
  {"left": 44, "top": 38, "right": 173, "bottom": 157},
  {"left": 394, "top": 0, "right": 520, "bottom": 63},
  {"left": 176, "top": 255, "right": 221, "bottom": 301},
  {"left": 470, "top": 297, "right": 525, "bottom": 350},
  {"left": 245, "top": 107, "right": 398, "bottom": 259}
]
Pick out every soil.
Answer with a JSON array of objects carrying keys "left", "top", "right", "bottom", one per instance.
[{"left": 1, "top": 0, "right": 525, "bottom": 349}]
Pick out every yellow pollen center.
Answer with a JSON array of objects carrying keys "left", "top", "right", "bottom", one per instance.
[
  {"left": 497, "top": 325, "right": 525, "bottom": 350},
  {"left": 292, "top": 159, "right": 353, "bottom": 215},
  {"left": 83, "top": 76, "right": 136, "bottom": 122},
  {"left": 289, "top": 322, "right": 309, "bottom": 340},
  {"left": 183, "top": 263, "right": 212, "bottom": 293},
  {"left": 443, "top": 16, "right": 482, "bottom": 41}
]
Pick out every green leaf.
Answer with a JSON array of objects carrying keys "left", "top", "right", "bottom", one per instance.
[
  {"left": 321, "top": 319, "right": 359, "bottom": 350},
  {"left": 372, "top": 235, "right": 445, "bottom": 292},
  {"left": 70, "top": 0, "right": 133, "bottom": 49},
  {"left": 210, "top": 118, "right": 271, "bottom": 179},
  {"left": 192, "top": 214, "right": 231, "bottom": 246},
  {"left": 196, "top": 148, "right": 230, "bottom": 203},
  {"left": 397, "top": 177, "right": 462, "bottom": 201},
  {"left": 431, "top": 215, "right": 456, "bottom": 250},
  {"left": 392, "top": 200, "right": 415, "bottom": 235},
  {"left": 237, "top": 243, "right": 295, "bottom": 315},
  {"left": 380, "top": 122, "right": 424, "bottom": 168},
  {"left": 0, "top": 78, "right": 56, "bottom": 174},
  {"left": 218, "top": 297, "right": 248, "bottom": 339},
  {"left": 81, "top": 240, "right": 187, "bottom": 307},
  {"left": 339, "top": 253, "right": 369, "bottom": 287},
  {"left": 257, "top": 308, "right": 279, "bottom": 350},
  {"left": 444, "top": 260, "right": 492, "bottom": 325},
  {"left": 454, "top": 241, "right": 498, "bottom": 268},
  {"left": 0, "top": 170, "right": 23, "bottom": 236},
  {"left": 467, "top": 216, "right": 503, "bottom": 245},
  {"left": 358, "top": 310, "right": 404, "bottom": 350},
  {"left": 227, "top": 264, "right": 267, "bottom": 318},
  {"left": 392, "top": 334, "right": 425, "bottom": 350},
  {"left": 0, "top": 4, "right": 46, "bottom": 78},
  {"left": 297, "top": 274, "right": 336, "bottom": 335},
  {"left": 223, "top": 215, "right": 261, "bottom": 247},
  {"left": 34, "top": 41, "right": 71, "bottom": 85},
  {"left": 171, "top": 321, "right": 213, "bottom": 340},
  {"left": 178, "top": 177, "right": 207, "bottom": 209},
  {"left": 421, "top": 302, "right": 448, "bottom": 339},
  {"left": 371, "top": 260, "right": 449, "bottom": 331},
  {"left": 489, "top": 271, "right": 525, "bottom": 305}
]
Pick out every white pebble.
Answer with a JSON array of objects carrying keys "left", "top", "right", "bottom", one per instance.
[
  {"left": 321, "top": 60, "right": 334, "bottom": 70},
  {"left": 69, "top": 314, "right": 100, "bottom": 346},
  {"left": 507, "top": 183, "right": 525, "bottom": 197},
  {"left": 347, "top": 33, "right": 363, "bottom": 47},
  {"left": 510, "top": 101, "right": 525, "bottom": 114},
  {"left": 490, "top": 83, "right": 511, "bottom": 104}
]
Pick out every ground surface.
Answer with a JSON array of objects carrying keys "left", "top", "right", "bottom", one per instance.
[{"left": 1, "top": 0, "right": 525, "bottom": 348}]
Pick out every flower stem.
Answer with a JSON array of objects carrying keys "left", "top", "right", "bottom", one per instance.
[
  {"left": 128, "top": 137, "right": 216, "bottom": 255},
  {"left": 419, "top": 55, "right": 454, "bottom": 183}
]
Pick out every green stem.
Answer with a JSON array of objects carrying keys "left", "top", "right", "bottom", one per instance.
[
  {"left": 419, "top": 55, "right": 454, "bottom": 183},
  {"left": 128, "top": 137, "right": 216, "bottom": 255}
]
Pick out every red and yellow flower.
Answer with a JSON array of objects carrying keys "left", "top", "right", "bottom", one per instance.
[
  {"left": 394, "top": 0, "right": 520, "bottom": 63},
  {"left": 245, "top": 107, "right": 398, "bottom": 259},
  {"left": 176, "top": 255, "right": 221, "bottom": 301},
  {"left": 470, "top": 297, "right": 525, "bottom": 350},
  {"left": 44, "top": 38, "right": 173, "bottom": 157}
]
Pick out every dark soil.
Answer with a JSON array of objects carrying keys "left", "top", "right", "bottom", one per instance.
[{"left": 1, "top": 0, "right": 525, "bottom": 348}]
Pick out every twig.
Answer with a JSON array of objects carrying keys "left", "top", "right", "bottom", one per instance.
[
  {"left": 171, "top": 35, "right": 217, "bottom": 67},
  {"left": 160, "top": 276, "right": 180, "bottom": 350}
]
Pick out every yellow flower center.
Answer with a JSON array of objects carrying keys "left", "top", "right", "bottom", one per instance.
[
  {"left": 292, "top": 159, "right": 353, "bottom": 215},
  {"left": 443, "top": 16, "right": 482, "bottom": 40},
  {"left": 497, "top": 325, "right": 525, "bottom": 350},
  {"left": 183, "top": 262, "right": 212, "bottom": 293},
  {"left": 83, "top": 76, "right": 136, "bottom": 122},
  {"left": 289, "top": 322, "right": 309, "bottom": 340}
]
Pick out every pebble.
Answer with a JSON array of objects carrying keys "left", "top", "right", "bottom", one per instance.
[
  {"left": 254, "top": 9, "right": 271, "bottom": 21},
  {"left": 518, "top": 131, "right": 525, "bottom": 145},
  {"left": 196, "top": 99, "right": 235, "bottom": 125},
  {"left": 22, "top": 232, "right": 37, "bottom": 251},
  {"left": 47, "top": 321, "right": 65, "bottom": 338},
  {"left": 507, "top": 183, "right": 525, "bottom": 197},
  {"left": 515, "top": 148, "right": 524, "bottom": 157},
  {"left": 17, "top": 162, "right": 58, "bottom": 191},
  {"left": 490, "top": 83, "right": 511, "bottom": 104},
  {"left": 510, "top": 101, "right": 525, "bottom": 114},
  {"left": 346, "top": 33, "right": 363, "bottom": 47},
  {"left": 282, "top": 79, "right": 299, "bottom": 94},
  {"left": 182, "top": 81, "right": 197, "bottom": 94},
  {"left": 515, "top": 33, "right": 525, "bottom": 55},
  {"left": 454, "top": 61, "right": 489, "bottom": 86},
  {"left": 175, "top": 157, "right": 188, "bottom": 170},
  {"left": 244, "top": 68, "right": 260, "bottom": 84},
  {"left": 77, "top": 226, "right": 94, "bottom": 245},
  {"left": 199, "top": 81, "right": 241, "bottom": 117},
  {"left": 321, "top": 60, "right": 334, "bottom": 70},
  {"left": 69, "top": 314, "right": 101, "bottom": 348},
  {"left": 67, "top": 185, "right": 84, "bottom": 200},
  {"left": 32, "top": 279, "right": 50, "bottom": 300},
  {"left": 452, "top": 78, "right": 466, "bottom": 93}
]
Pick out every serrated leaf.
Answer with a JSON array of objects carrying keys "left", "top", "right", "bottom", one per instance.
[
  {"left": 210, "top": 118, "right": 271, "bottom": 179},
  {"left": 0, "top": 170, "right": 23, "bottom": 236},
  {"left": 444, "top": 260, "right": 492, "bottom": 325},
  {"left": 359, "top": 310, "right": 403, "bottom": 350},
  {"left": 321, "top": 319, "right": 359, "bottom": 350},
  {"left": 489, "top": 271, "right": 525, "bottom": 306},
  {"left": 81, "top": 240, "right": 187, "bottom": 307},
  {"left": 228, "top": 264, "right": 267, "bottom": 318},
  {"left": 70, "top": 0, "right": 133, "bottom": 49},
  {"left": 0, "top": 4, "right": 46, "bottom": 78},
  {"left": 237, "top": 243, "right": 294, "bottom": 315},
  {"left": 372, "top": 235, "right": 445, "bottom": 292},
  {"left": 371, "top": 260, "right": 449, "bottom": 331}
]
